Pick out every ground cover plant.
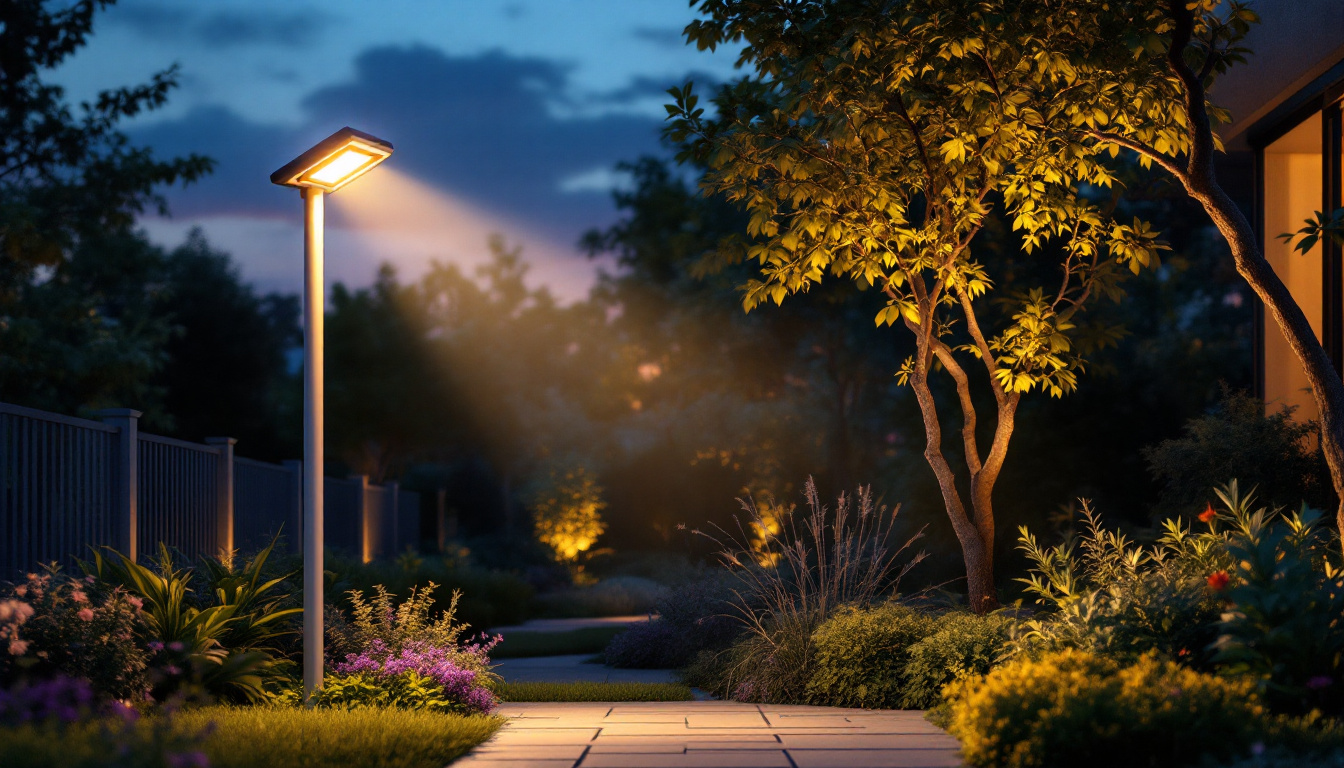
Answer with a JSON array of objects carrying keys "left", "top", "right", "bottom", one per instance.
[{"left": 495, "top": 681, "right": 695, "bottom": 702}]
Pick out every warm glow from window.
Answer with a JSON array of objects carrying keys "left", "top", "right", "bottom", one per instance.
[{"left": 308, "top": 149, "right": 377, "bottom": 185}]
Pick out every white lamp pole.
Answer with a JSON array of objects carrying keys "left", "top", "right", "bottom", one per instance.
[
  {"left": 272, "top": 127, "right": 393, "bottom": 704},
  {"left": 301, "top": 185, "right": 325, "bottom": 702}
]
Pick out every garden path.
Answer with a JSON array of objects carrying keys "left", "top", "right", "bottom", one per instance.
[
  {"left": 493, "top": 653, "right": 679, "bottom": 684},
  {"left": 456, "top": 701, "right": 964, "bottom": 768}
]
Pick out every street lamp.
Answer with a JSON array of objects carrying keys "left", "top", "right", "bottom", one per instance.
[{"left": 272, "top": 126, "right": 393, "bottom": 702}]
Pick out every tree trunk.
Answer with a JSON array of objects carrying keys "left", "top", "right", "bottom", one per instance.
[{"left": 1185, "top": 178, "right": 1344, "bottom": 540}]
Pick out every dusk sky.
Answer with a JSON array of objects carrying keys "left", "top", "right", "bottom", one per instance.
[{"left": 56, "top": 0, "right": 742, "bottom": 300}]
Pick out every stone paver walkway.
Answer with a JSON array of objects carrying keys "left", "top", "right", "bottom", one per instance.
[{"left": 457, "top": 701, "right": 964, "bottom": 768}]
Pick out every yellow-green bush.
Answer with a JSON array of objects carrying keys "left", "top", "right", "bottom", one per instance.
[
  {"left": 945, "top": 650, "right": 1263, "bottom": 768},
  {"left": 806, "top": 604, "right": 934, "bottom": 708}
]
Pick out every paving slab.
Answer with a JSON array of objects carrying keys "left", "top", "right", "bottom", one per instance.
[{"left": 459, "top": 702, "right": 965, "bottom": 768}]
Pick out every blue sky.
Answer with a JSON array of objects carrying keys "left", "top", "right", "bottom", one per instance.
[{"left": 58, "top": 0, "right": 741, "bottom": 298}]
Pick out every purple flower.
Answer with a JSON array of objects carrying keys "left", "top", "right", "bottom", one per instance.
[
  {"left": 1307, "top": 676, "right": 1334, "bottom": 690},
  {"left": 167, "top": 641, "right": 184, "bottom": 652},
  {"left": 333, "top": 640, "right": 497, "bottom": 714},
  {"left": 148, "top": 641, "right": 165, "bottom": 653}
]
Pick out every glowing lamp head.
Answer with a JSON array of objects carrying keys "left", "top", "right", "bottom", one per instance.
[{"left": 270, "top": 127, "right": 393, "bottom": 192}]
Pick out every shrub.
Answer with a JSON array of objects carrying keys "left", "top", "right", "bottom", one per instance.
[
  {"left": 534, "top": 575, "right": 667, "bottom": 618},
  {"left": 326, "top": 583, "right": 496, "bottom": 680},
  {"left": 690, "top": 478, "right": 925, "bottom": 704},
  {"left": 901, "top": 611, "right": 1012, "bottom": 709},
  {"left": 1212, "top": 503, "right": 1344, "bottom": 715},
  {"left": 805, "top": 605, "right": 1011, "bottom": 710},
  {"left": 1143, "top": 389, "right": 1329, "bottom": 519},
  {"left": 0, "top": 570, "right": 149, "bottom": 701},
  {"left": 604, "top": 574, "right": 744, "bottom": 669},
  {"left": 529, "top": 465, "right": 607, "bottom": 574},
  {"left": 806, "top": 604, "right": 934, "bottom": 708},
  {"left": 945, "top": 650, "right": 1264, "bottom": 768},
  {"left": 326, "top": 554, "right": 533, "bottom": 629},
  {"left": 86, "top": 544, "right": 292, "bottom": 703},
  {"left": 1010, "top": 496, "right": 1227, "bottom": 665}
]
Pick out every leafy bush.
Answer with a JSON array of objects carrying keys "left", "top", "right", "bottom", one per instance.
[
  {"left": 529, "top": 465, "right": 607, "bottom": 574},
  {"left": 945, "top": 649, "right": 1264, "bottom": 768},
  {"left": 1212, "top": 504, "right": 1344, "bottom": 714},
  {"left": 805, "top": 605, "right": 1010, "bottom": 710},
  {"left": 1010, "top": 496, "right": 1227, "bottom": 665},
  {"left": 534, "top": 575, "right": 667, "bottom": 618},
  {"left": 1143, "top": 389, "right": 1329, "bottom": 519},
  {"left": 326, "top": 553, "right": 533, "bottom": 629},
  {"left": 604, "top": 574, "right": 745, "bottom": 668},
  {"left": 0, "top": 570, "right": 149, "bottom": 700},
  {"left": 86, "top": 544, "right": 295, "bottom": 702},
  {"left": 325, "top": 583, "right": 496, "bottom": 680},
  {"left": 900, "top": 611, "right": 1012, "bottom": 709},
  {"left": 690, "top": 478, "right": 925, "bottom": 703},
  {"left": 806, "top": 604, "right": 934, "bottom": 708}
]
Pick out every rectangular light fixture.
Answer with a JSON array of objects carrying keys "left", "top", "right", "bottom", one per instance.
[{"left": 271, "top": 127, "right": 394, "bottom": 193}]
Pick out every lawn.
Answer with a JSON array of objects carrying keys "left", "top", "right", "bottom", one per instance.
[
  {"left": 496, "top": 681, "right": 695, "bottom": 702},
  {"left": 491, "top": 625, "right": 627, "bottom": 658},
  {"left": 3, "top": 706, "right": 504, "bottom": 768}
]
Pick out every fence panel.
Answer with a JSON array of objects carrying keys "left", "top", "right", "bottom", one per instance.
[
  {"left": 398, "top": 491, "right": 421, "bottom": 553},
  {"left": 136, "top": 434, "right": 220, "bottom": 559},
  {"left": 324, "top": 476, "right": 363, "bottom": 556},
  {"left": 234, "top": 458, "right": 299, "bottom": 553},
  {"left": 0, "top": 405, "right": 119, "bottom": 577}
]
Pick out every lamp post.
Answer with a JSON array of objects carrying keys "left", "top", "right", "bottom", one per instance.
[{"left": 271, "top": 127, "right": 393, "bottom": 702}]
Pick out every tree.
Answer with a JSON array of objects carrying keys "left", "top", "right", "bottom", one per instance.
[
  {"left": 0, "top": 0, "right": 210, "bottom": 413},
  {"left": 529, "top": 465, "right": 608, "bottom": 574},
  {"left": 671, "top": 0, "right": 1167, "bottom": 610}
]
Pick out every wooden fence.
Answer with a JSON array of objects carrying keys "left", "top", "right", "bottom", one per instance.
[{"left": 0, "top": 402, "right": 420, "bottom": 577}]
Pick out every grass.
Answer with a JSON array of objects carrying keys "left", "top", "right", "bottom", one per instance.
[
  {"left": 496, "top": 681, "right": 695, "bottom": 702},
  {"left": 492, "top": 625, "right": 627, "bottom": 658},
  {"left": 3, "top": 706, "right": 504, "bottom": 768}
]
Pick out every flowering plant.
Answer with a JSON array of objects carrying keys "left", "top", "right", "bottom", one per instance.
[
  {"left": 0, "top": 570, "right": 149, "bottom": 701},
  {"left": 321, "top": 639, "right": 497, "bottom": 714}
]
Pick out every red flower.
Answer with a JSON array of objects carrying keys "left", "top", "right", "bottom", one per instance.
[
  {"left": 1207, "top": 571, "right": 1230, "bottom": 591},
  {"left": 1198, "top": 504, "right": 1217, "bottom": 524}
]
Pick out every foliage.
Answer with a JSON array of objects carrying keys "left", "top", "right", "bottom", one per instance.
[
  {"left": 326, "top": 553, "right": 533, "bottom": 631},
  {"left": 806, "top": 603, "right": 931, "bottom": 708},
  {"left": 2, "top": 705, "right": 504, "bottom": 768},
  {"left": 805, "top": 604, "right": 1010, "bottom": 710},
  {"left": 0, "top": 0, "right": 211, "bottom": 415},
  {"left": 693, "top": 479, "right": 924, "bottom": 702},
  {"left": 1143, "top": 389, "right": 1328, "bottom": 519},
  {"left": 672, "top": 0, "right": 1178, "bottom": 610},
  {"left": 326, "top": 583, "right": 495, "bottom": 679},
  {"left": 1212, "top": 503, "right": 1344, "bottom": 715},
  {"left": 0, "top": 570, "right": 149, "bottom": 700},
  {"left": 530, "top": 465, "right": 608, "bottom": 570},
  {"left": 1010, "top": 494, "right": 1228, "bottom": 664},
  {"left": 944, "top": 650, "right": 1264, "bottom": 768},
  {"left": 321, "top": 638, "right": 497, "bottom": 714},
  {"left": 899, "top": 610, "right": 1012, "bottom": 710},
  {"left": 492, "top": 626, "right": 626, "bottom": 659},
  {"left": 533, "top": 575, "right": 666, "bottom": 619},
  {"left": 494, "top": 681, "right": 695, "bottom": 702},
  {"left": 84, "top": 544, "right": 293, "bottom": 703},
  {"left": 604, "top": 574, "right": 745, "bottom": 669}
]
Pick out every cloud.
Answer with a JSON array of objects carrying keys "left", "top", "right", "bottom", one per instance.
[
  {"left": 109, "top": 2, "right": 337, "bottom": 49},
  {"left": 130, "top": 45, "right": 676, "bottom": 298}
]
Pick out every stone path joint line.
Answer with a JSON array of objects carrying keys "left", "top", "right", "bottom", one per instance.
[{"left": 457, "top": 702, "right": 964, "bottom": 768}]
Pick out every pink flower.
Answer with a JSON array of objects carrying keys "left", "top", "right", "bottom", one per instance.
[
  {"left": 1207, "top": 571, "right": 1230, "bottom": 591},
  {"left": 84, "top": 576, "right": 96, "bottom": 584},
  {"left": 167, "top": 641, "right": 184, "bottom": 652},
  {"left": 8, "top": 639, "right": 29, "bottom": 655},
  {"left": 77, "top": 608, "right": 95, "bottom": 622},
  {"left": 126, "top": 596, "right": 144, "bottom": 611},
  {"left": 71, "top": 590, "right": 88, "bottom": 603},
  {"left": 165, "top": 665, "right": 181, "bottom": 675}
]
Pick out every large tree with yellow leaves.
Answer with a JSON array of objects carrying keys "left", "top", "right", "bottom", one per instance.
[{"left": 670, "top": 0, "right": 1172, "bottom": 611}]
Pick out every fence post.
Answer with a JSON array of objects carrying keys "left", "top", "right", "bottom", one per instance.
[
  {"left": 98, "top": 409, "right": 141, "bottom": 561},
  {"left": 283, "top": 460, "right": 303, "bottom": 554},
  {"left": 204, "top": 437, "right": 236, "bottom": 558},
  {"left": 350, "top": 474, "right": 371, "bottom": 563}
]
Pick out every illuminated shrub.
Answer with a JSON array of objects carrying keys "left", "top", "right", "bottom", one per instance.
[
  {"left": 530, "top": 466, "right": 607, "bottom": 570},
  {"left": 945, "top": 650, "right": 1262, "bottom": 768}
]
